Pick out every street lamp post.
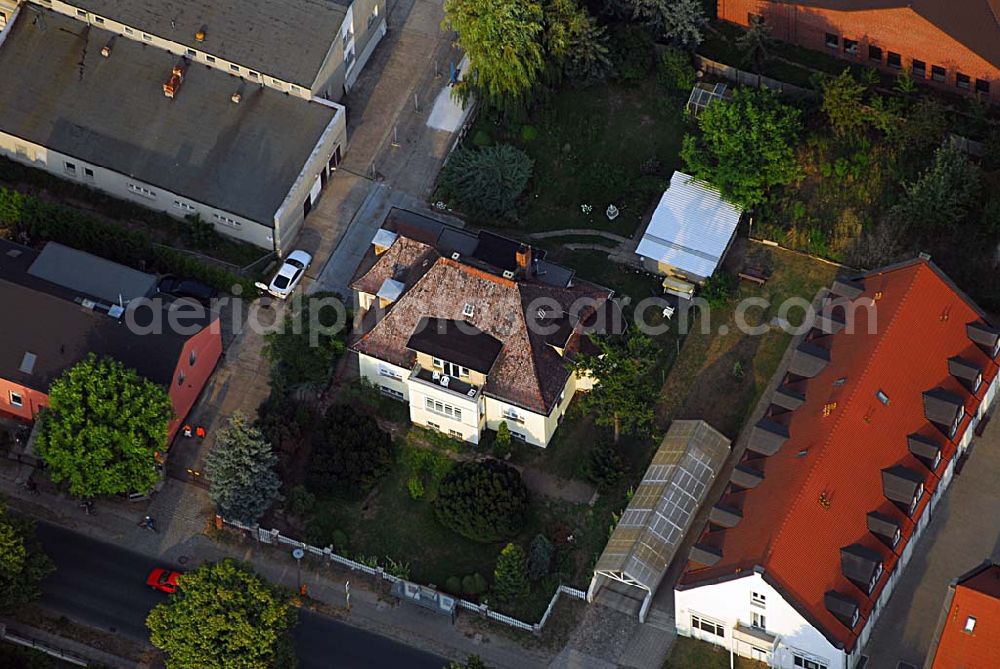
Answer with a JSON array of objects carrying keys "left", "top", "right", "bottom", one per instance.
[{"left": 292, "top": 548, "right": 304, "bottom": 593}]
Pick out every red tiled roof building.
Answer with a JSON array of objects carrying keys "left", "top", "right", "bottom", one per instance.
[
  {"left": 674, "top": 258, "right": 1000, "bottom": 669},
  {"left": 926, "top": 561, "right": 1000, "bottom": 669},
  {"left": 717, "top": 0, "right": 1000, "bottom": 102}
]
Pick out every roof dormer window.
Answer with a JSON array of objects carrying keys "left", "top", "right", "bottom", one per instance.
[
  {"left": 949, "top": 408, "right": 964, "bottom": 439},
  {"left": 463, "top": 303, "right": 475, "bottom": 318},
  {"left": 867, "top": 561, "right": 884, "bottom": 594}
]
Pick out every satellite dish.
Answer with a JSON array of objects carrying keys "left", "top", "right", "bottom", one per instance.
[{"left": 292, "top": 548, "right": 305, "bottom": 560}]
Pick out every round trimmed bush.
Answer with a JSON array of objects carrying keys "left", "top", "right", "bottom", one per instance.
[{"left": 434, "top": 460, "right": 529, "bottom": 543}]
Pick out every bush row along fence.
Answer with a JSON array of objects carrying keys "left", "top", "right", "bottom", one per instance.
[
  {"left": 693, "top": 54, "right": 817, "bottom": 99},
  {"left": 0, "top": 186, "right": 257, "bottom": 292},
  {"left": 219, "top": 516, "right": 587, "bottom": 635}
]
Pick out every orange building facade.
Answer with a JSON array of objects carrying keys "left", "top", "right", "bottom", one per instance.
[{"left": 717, "top": 0, "right": 1000, "bottom": 103}]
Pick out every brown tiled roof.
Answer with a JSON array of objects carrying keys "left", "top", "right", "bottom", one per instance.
[
  {"left": 351, "top": 254, "right": 611, "bottom": 414},
  {"left": 349, "top": 237, "right": 439, "bottom": 297}
]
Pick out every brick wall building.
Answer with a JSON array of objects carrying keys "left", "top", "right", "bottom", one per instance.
[{"left": 717, "top": 0, "right": 1000, "bottom": 102}]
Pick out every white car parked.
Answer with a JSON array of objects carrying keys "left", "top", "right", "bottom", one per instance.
[{"left": 257, "top": 250, "right": 312, "bottom": 299}]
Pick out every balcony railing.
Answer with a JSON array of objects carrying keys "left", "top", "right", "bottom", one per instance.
[{"left": 410, "top": 364, "right": 480, "bottom": 401}]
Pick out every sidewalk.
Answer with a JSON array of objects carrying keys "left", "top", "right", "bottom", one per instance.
[{"left": 0, "top": 458, "right": 553, "bottom": 668}]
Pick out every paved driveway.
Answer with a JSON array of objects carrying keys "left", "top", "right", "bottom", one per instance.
[{"left": 862, "top": 414, "right": 1000, "bottom": 666}]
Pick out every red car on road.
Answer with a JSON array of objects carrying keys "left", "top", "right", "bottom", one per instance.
[{"left": 146, "top": 568, "right": 182, "bottom": 594}]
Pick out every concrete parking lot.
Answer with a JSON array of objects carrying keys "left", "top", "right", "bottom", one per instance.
[{"left": 862, "top": 412, "right": 1000, "bottom": 666}]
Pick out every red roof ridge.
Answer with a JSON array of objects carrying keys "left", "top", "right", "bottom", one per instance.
[{"left": 763, "top": 262, "right": 925, "bottom": 564}]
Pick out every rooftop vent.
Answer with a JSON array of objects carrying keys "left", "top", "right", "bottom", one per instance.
[
  {"left": 451, "top": 252, "right": 461, "bottom": 261},
  {"left": 163, "top": 64, "right": 185, "bottom": 99},
  {"left": 440, "top": 375, "right": 450, "bottom": 388},
  {"left": 195, "top": 27, "right": 206, "bottom": 42},
  {"left": 231, "top": 92, "right": 242, "bottom": 104},
  {"left": 502, "top": 270, "right": 515, "bottom": 280},
  {"left": 101, "top": 40, "right": 113, "bottom": 58}
]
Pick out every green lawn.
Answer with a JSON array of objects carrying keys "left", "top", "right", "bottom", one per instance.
[
  {"left": 470, "top": 76, "right": 688, "bottom": 237},
  {"left": 665, "top": 637, "right": 766, "bottom": 669},
  {"left": 656, "top": 242, "right": 838, "bottom": 438}
]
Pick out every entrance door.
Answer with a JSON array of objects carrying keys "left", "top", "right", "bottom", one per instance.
[
  {"left": 329, "top": 145, "right": 342, "bottom": 171},
  {"left": 303, "top": 196, "right": 312, "bottom": 218}
]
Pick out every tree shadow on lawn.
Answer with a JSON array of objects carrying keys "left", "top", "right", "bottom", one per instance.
[{"left": 674, "top": 334, "right": 764, "bottom": 439}]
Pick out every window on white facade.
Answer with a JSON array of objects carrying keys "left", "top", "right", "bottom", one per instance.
[
  {"left": 425, "top": 397, "right": 462, "bottom": 422},
  {"left": 142, "top": 32, "right": 152, "bottom": 42},
  {"left": 793, "top": 655, "right": 828, "bottom": 669},
  {"left": 9, "top": 391, "right": 23, "bottom": 408},
  {"left": 249, "top": 71, "right": 260, "bottom": 80},
  {"left": 380, "top": 386, "right": 404, "bottom": 401},
  {"left": 751, "top": 611, "right": 766, "bottom": 630},
  {"left": 867, "top": 562, "right": 884, "bottom": 594},
  {"left": 449, "top": 429, "right": 462, "bottom": 439},
  {"left": 502, "top": 407, "right": 524, "bottom": 424},
  {"left": 909, "top": 483, "right": 924, "bottom": 515},
  {"left": 206, "top": 55, "right": 216, "bottom": 63},
  {"left": 64, "top": 161, "right": 77, "bottom": 176},
  {"left": 510, "top": 429, "right": 527, "bottom": 442},
  {"left": 76, "top": 9, "right": 86, "bottom": 17},
  {"left": 369, "top": 4, "right": 380, "bottom": 27},
  {"left": 173, "top": 200, "right": 195, "bottom": 212},
  {"left": 127, "top": 183, "right": 156, "bottom": 199},
  {"left": 690, "top": 614, "right": 725, "bottom": 638},
  {"left": 84, "top": 167, "right": 94, "bottom": 181},
  {"left": 230, "top": 64, "right": 240, "bottom": 73},
  {"left": 212, "top": 213, "right": 242, "bottom": 228},
  {"left": 965, "top": 616, "right": 977, "bottom": 633},
  {"left": 378, "top": 365, "right": 402, "bottom": 381},
  {"left": 93, "top": 16, "right": 105, "bottom": 24},
  {"left": 751, "top": 591, "right": 766, "bottom": 607},
  {"left": 123, "top": 26, "right": 134, "bottom": 35},
  {"left": 345, "top": 48, "right": 356, "bottom": 68}
]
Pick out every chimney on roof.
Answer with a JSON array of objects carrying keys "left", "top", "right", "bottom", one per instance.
[
  {"left": 163, "top": 64, "right": 186, "bottom": 99},
  {"left": 195, "top": 26, "right": 206, "bottom": 42},
  {"left": 515, "top": 245, "right": 533, "bottom": 279}
]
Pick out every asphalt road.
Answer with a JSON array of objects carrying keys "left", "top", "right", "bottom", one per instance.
[{"left": 33, "top": 522, "right": 446, "bottom": 669}]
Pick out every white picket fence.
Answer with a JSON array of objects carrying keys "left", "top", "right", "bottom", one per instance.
[{"left": 220, "top": 517, "right": 587, "bottom": 635}]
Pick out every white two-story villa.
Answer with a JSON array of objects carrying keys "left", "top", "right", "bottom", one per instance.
[{"left": 349, "top": 209, "right": 616, "bottom": 448}]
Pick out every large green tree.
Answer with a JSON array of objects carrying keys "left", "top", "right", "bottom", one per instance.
[
  {"left": 205, "top": 412, "right": 282, "bottom": 524},
  {"left": 543, "top": 0, "right": 611, "bottom": 85},
  {"left": 36, "top": 355, "right": 173, "bottom": 498},
  {"left": 0, "top": 506, "right": 53, "bottom": 613},
  {"left": 435, "top": 460, "right": 528, "bottom": 542},
  {"left": 439, "top": 144, "right": 534, "bottom": 218},
  {"left": 264, "top": 291, "right": 347, "bottom": 390},
  {"left": 444, "top": 0, "right": 545, "bottom": 110},
  {"left": 892, "top": 145, "right": 981, "bottom": 233},
  {"left": 306, "top": 404, "right": 395, "bottom": 499},
  {"left": 819, "top": 70, "right": 868, "bottom": 138},
  {"left": 572, "top": 330, "right": 657, "bottom": 443},
  {"left": 146, "top": 559, "right": 297, "bottom": 669},
  {"left": 681, "top": 88, "right": 802, "bottom": 208}
]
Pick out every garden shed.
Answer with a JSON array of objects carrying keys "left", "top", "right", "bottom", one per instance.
[
  {"left": 635, "top": 171, "right": 743, "bottom": 284},
  {"left": 587, "top": 420, "right": 730, "bottom": 622}
]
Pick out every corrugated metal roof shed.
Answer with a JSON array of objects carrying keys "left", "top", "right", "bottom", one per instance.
[{"left": 635, "top": 171, "right": 743, "bottom": 279}]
